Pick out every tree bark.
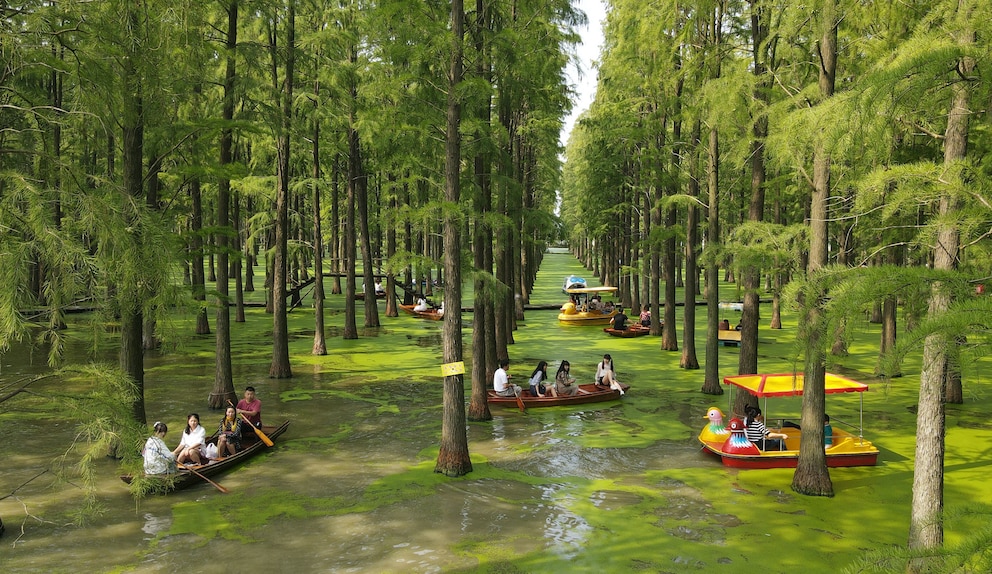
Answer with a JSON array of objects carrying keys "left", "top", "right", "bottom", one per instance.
[
  {"left": 792, "top": 0, "right": 837, "bottom": 497},
  {"left": 907, "top": 8, "right": 973, "bottom": 562},
  {"left": 312, "top": 111, "right": 327, "bottom": 356},
  {"left": 435, "top": 0, "right": 471, "bottom": 477},
  {"left": 268, "top": 1, "right": 294, "bottom": 379},
  {"left": 681, "top": 119, "right": 701, "bottom": 370},
  {"left": 701, "top": 126, "right": 722, "bottom": 395}
]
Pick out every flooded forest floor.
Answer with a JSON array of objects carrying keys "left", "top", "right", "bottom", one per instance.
[{"left": 2, "top": 250, "right": 992, "bottom": 573}]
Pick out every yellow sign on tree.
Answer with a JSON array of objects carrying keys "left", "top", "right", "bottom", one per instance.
[{"left": 440, "top": 361, "right": 465, "bottom": 377}]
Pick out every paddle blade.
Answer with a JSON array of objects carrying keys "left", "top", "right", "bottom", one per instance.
[{"left": 253, "top": 425, "right": 275, "bottom": 447}]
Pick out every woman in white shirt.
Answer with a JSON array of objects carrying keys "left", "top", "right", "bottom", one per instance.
[
  {"left": 143, "top": 421, "right": 176, "bottom": 475},
  {"left": 172, "top": 413, "right": 206, "bottom": 466},
  {"left": 595, "top": 353, "right": 625, "bottom": 395}
]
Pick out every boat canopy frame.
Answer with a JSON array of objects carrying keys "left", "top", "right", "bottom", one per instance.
[{"left": 722, "top": 372, "right": 869, "bottom": 443}]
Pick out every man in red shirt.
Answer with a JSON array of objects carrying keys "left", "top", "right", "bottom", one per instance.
[{"left": 236, "top": 386, "right": 262, "bottom": 428}]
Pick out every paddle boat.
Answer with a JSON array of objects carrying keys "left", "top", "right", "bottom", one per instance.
[
  {"left": 121, "top": 421, "right": 291, "bottom": 492},
  {"left": 562, "top": 274, "right": 587, "bottom": 292},
  {"left": 559, "top": 286, "right": 619, "bottom": 326},
  {"left": 487, "top": 383, "right": 629, "bottom": 410},
  {"left": 698, "top": 372, "right": 879, "bottom": 469}
]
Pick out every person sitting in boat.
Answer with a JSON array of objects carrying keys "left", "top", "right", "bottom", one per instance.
[
  {"left": 414, "top": 297, "right": 430, "bottom": 312},
  {"left": 374, "top": 280, "right": 385, "bottom": 295},
  {"left": 603, "top": 301, "right": 615, "bottom": 314},
  {"left": 493, "top": 359, "right": 521, "bottom": 398},
  {"left": 611, "top": 306, "right": 628, "bottom": 331},
  {"left": 173, "top": 413, "right": 206, "bottom": 466},
  {"left": 236, "top": 386, "right": 263, "bottom": 428},
  {"left": 216, "top": 406, "right": 242, "bottom": 459},
  {"left": 143, "top": 421, "right": 176, "bottom": 475},
  {"left": 824, "top": 413, "right": 833, "bottom": 447},
  {"left": 595, "top": 353, "right": 625, "bottom": 395},
  {"left": 720, "top": 318, "right": 731, "bottom": 330},
  {"left": 528, "top": 360, "right": 549, "bottom": 397},
  {"left": 743, "top": 406, "right": 787, "bottom": 451},
  {"left": 554, "top": 360, "right": 578, "bottom": 397},
  {"left": 437, "top": 301, "right": 445, "bottom": 318},
  {"left": 588, "top": 295, "right": 602, "bottom": 312},
  {"left": 639, "top": 305, "right": 651, "bottom": 327}
]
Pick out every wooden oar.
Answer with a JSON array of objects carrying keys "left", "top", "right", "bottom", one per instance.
[
  {"left": 515, "top": 391, "right": 526, "bottom": 413},
  {"left": 177, "top": 462, "right": 229, "bottom": 493},
  {"left": 228, "top": 400, "right": 274, "bottom": 447}
]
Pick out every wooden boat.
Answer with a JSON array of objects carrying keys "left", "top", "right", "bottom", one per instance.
[
  {"left": 562, "top": 274, "right": 587, "bottom": 292},
  {"left": 355, "top": 291, "right": 386, "bottom": 301},
  {"left": 604, "top": 324, "right": 650, "bottom": 337},
  {"left": 698, "top": 373, "right": 879, "bottom": 469},
  {"left": 558, "top": 286, "right": 619, "bottom": 326},
  {"left": 398, "top": 303, "right": 443, "bottom": 321},
  {"left": 120, "top": 420, "right": 291, "bottom": 491},
  {"left": 487, "top": 383, "right": 629, "bottom": 409}
]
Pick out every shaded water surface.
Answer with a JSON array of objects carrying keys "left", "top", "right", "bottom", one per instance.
[{"left": 0, "top": 252, "right": 944, "bottom": 573}]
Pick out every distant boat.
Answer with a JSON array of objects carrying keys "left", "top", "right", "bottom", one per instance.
[
  {"left": 558, "top": 286, "right": 619, "bottom": 326},
  {"left": 562, "top": 275, "right": 587, "bottom": 292},
  {"left": 398, "top": 303, "right": 443, "bottom": 321},
  {"left": 604, "top": 324, "right": 650, "bottom": 337}
]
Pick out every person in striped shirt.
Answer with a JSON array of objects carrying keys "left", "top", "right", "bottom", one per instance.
[{"left": 743, "top": 406, "right": 788, "bottom": 451}]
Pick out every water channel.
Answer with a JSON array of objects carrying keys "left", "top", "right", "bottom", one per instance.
[{"left": 0, "top": 251, "right": 959, "bottom": 573}]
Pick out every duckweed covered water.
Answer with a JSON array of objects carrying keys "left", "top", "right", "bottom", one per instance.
[{"left": 2, "top": 250, "right": 992, "bottom": 573}]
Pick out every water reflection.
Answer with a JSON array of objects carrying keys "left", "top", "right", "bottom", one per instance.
[{"left": 141, "top": 513, "right": 172, "bottom": 538}]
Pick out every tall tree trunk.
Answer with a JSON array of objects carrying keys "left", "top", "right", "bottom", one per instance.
[
  {"left": 435, "top": 0, "right": 471, "bottom": 477},
  {"left": 356, "top": 139, "right": 380, "bottom": 328},
  {"left": 792, "top": 0, "right": 837, "bottom": 496},
  {"left": 907, "top": 8, "right": 973, "bottom": 564},
  {"left": 739, "top": 0, "right": 770, "bottom": 377},
  {"left": 343, "top": 45, "right": 360, "bottom": 340},
  {"left": 330, "top": 157, "right": 343, "bottom": 296},
  {"left": 191, "top": 177, "right": 210, "bottom": 334},
  {"left": 210, "top": 0, "right": 238, "bottom": 408},
  {"left": 468, "top": 0, "right": 493, "bottom": 422},
  {"left": 312, "top": 111, "right": 327, "bottom": 356},
  {"left": 701, "top": 126, "right": 722, "bottom": 395},
  {"left": 120, "top": 5, "right": 146, "bottom": 424},
  {"left": 681, "top": 120, "right": 702, "bottom": 370},
  {"left": 269, "top": 1, "right": 294, "bottom": 379},
  {"left": 662, "top": 107, "right": 679, "bottom": 352}
]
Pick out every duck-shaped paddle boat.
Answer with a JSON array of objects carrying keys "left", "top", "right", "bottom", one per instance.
[
  {"left": 699, "top": 406, "right": 730, "bottom": 443},
  {"left": 720, "top": 417, "right": 761, "bottom": 456},
  {"left": 698, "top": 372, "right": 880, "bottom": 469}
]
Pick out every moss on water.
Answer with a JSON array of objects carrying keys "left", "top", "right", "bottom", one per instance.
[{"left": 7, "top": 251, "right": 992, "bottom": 573}]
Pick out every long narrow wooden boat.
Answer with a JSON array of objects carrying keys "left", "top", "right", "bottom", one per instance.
[
  {"left": 355, "top": 291, "right": 387, "bottom": 301},
  {"left": 698, "top": 373, "right": 878, "bottom": 469},
  {"left": 487, "top": 383, "right": 629, "bottom": 408},
  {"left": 120, "top": 420, "right": 290, "bottom": 491},
  {"left": 398, "top": 303, "right": 443, "bottom": 321},
  {"left": 604, "top": 324, "right": 650, "bottom": 337}
]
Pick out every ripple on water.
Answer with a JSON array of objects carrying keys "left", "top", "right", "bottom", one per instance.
[{"left": 141, "top": 512, "right": 172, "bottom": 538}]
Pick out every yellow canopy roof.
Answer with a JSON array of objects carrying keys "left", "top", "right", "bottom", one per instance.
[
  {"left": 564, "top": 286, "right": 619, "bottom": 295},
  {"left": 722, "top": 372, "right": 869, "bottom": 397}
]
